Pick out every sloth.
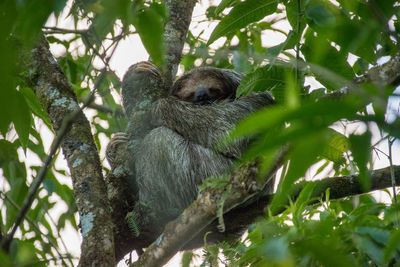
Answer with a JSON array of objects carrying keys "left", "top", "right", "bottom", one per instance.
[
  {"left": 171, "top": 67, "right": 243, "bottom": 105},
  {"left": 106, "top": 61, "right": 275, "bottom": 228}
]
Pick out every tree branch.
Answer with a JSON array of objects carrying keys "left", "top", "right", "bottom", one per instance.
[
  {"left": 162, "top": 0, "right": 197, "bottom": 88},
  {"left": 21, "top": 37, "right": 115, "bottom": 266},
  {"left": 134, "top": 164, "right": 400, "bottom": 266},
  {"left": 327, "top": 51, "right": 400, "bottom": 98},
  {"left": 0, "top": 192, "right": 74, "bottom": 266}
]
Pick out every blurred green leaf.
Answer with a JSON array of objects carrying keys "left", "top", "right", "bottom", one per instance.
[
  {"left": 12, "top": 91, "right": 31, "bottom": 149},
  {"left": 349, "top": 132, "right": 371, "bottom": 191},
  {"left": 20, "top": 87, "right": 51, "bottom": 129},
  {"left": 384, "top": 228, "right": 400, "bottom": 263},
  {"left": 305, "top": 1, "right": 336, "bottom": 27},
  {"left": 266, "top": 31, "right": 297, "bottom": 64},
  {"left": 43, "top": 178, "right": 56, "bottom": 195},
  {"left": 208, "top": 0, "right": 278, "bottom": 45},
  {"left": 270, "top": 132, "right": 325, "bottom": 213},
  {"left": 181, "top": 251, "right": 194, "bottom": 267},
  {"left": 259, "top": 237, "right": 291, "bottom": 262},
  {"left": 236, "top": 65, "right": 286, "bottom": 97},
  {"left": 10, "top": 239, "right": 45, "bottom": 267},
  {"left": 321, "top": 129, "right": 349, "bottom": 163},
  {"left": 0, "top": 88, "right": 14, "bottom": 136},
  {"left": 232, "top": 98, "right": 361, "bottom": 139},
  {"left": 354, "top": 234, "right": 384, "bottom": 265},
  {"left": 133, "top": 5, "right": 165, "bottom": 66},
  {"left": 214, "top": 0, "right": 239, "bottom": 15},
  {"left": 302, "top": 29, "right": 355, "bottom": 91}
]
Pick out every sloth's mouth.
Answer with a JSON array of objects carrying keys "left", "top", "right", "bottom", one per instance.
[{"left": 194, "top": 99, "right": 213, "bottom": 105}]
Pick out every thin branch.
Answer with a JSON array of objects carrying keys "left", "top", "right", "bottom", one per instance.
[
  {"left": 43, "top": 26, "right": 88, "bottom": 35},
  {"left": 367, "top": 1, "right": 398, "bottom": 43},
  {"left": 0, "top": 105, "right": 82, "bottom": 251},
  {"left": 44, "top": 209, "right": 73, "bottom": 266},
  {"left": 0, "top": 192, "right": 74, "bottom": 266},
  {"left": 295, "top": 0, "right": 303, "bottom": 93},
  {"left": 372, "top": 133, "right": 390, "bottom": 148},
  {"left": 388, "top": 137, "right": 398, "bottom": 203}
]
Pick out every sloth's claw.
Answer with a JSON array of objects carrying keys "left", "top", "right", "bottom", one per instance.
[
  {"left": 106, "top": 132, "right": 129, "bottom": 167},
  {"left": 132, "top": 61, "right": 161, "bottom": 78}
]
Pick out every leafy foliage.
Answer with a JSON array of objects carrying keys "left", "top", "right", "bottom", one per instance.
[
  {"left": 0, "top": 0, "right": 399, "bottom": 266},
  {"left": 182, "top": 0, "right": 400, "bottom": 266}
]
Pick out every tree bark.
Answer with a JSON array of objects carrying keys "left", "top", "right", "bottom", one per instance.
[
  {"left": 24, "top": 37, "right": 115, "bottom": 266},
  {"left": 162, "top": 0, "right": 197, "bottom": 88}
]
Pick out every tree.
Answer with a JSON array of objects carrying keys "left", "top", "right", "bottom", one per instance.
[{"left": 0, "top": 0, "right": 400, "bottom": 266}]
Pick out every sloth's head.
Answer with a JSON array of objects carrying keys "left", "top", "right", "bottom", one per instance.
[{"left": 171, "top": 67, "right": 242, "bottom": 105}]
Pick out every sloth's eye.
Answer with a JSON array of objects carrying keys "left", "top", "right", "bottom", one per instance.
[
  {"left": 209, "top": 88, "right": 221, "bottom": 95},
  {"left": 185, "top": 93, "right": 195, "bottom": 101}
]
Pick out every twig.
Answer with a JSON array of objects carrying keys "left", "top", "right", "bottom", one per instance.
[
  {"left": 1, "top": 99, "right": 84, "bottom": 251},
  {"left": 367, "top": 1, "right": 398, "bottom": 44},
  {"left": 388, "top": 137, "right": 398, "bottom": 204},
  {"left": 295, "top": 0, "right": 303, "bottom": 93},
  {"left": 45, "top": 211, "right": 74, "bottom": 266},
  {"left": 43, "top": 26, "right": 88, "bottom": 35},
  {"left": 0, "top": 192, "right": 74, "bottom": 266}
]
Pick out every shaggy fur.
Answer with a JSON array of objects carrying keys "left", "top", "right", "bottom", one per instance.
[{"left": 108, "top": 62, "right": 275, "bottom": 225}]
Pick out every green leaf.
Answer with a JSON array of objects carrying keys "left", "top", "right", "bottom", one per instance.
[
  {"left": 13, "top": 0, "right": 64, "bottom": 45},
  {"left": 321, "top": 128, "right": 349, "bottom": 163},
  {"left": 90, "top": 0, "right": 132, "bottom": 42},
  {"left": 232, "top": 98, "right": 360, "bottom": 139},
  {"left": 181, "top": 251, "right": 194, "bottom": 267},
  {"left": 134, "top": 6, "right": 165, "bottom": 66},
  {"left": 308, "top": 1, "right": 380, "bottom": 63},
  {"left": 285, "top": 0, "right": 307, "bottom": 35},
  {"left": 0, "top": 89, "right": 13, "bottom": 135},
  {"left": 356, "top": 227, "right": 390, "bottom": 245},
  {"left": 0, "top": 249, "right": 11, "bottom": 267},
  {"left": 354, "top": 234, "right": 384, "bottom": 265},
  {"left": 293, "top": 182, "right": 317, "bottom": 224},
  {"left": 384, "top": 228, "right": 400, "bottom": 263},
  {"left": 12, "top": 90, "right": 32, "bottom": 149},
  {"left": 298, "top": 236, "right": 355, "bottom": 267},
  {"left": 270, "top": 133, "right": 324, "bottom": 213},
  {"left": 349, "top": 132, "right": 371, "bottom": 191},
  {"left": 20, "top": 87, "right": 51, "bottom": 129},
  {"left": 302, "top": 29, "right": 355, "bottom": 90},
  {"left": 214, "top": 0, "right": 239, "bottom": 15},
  {"left": 353, "top": 58, "right": 369, "bottom": 76},
  {"left": 232, "top": 50, "right": 252, "bottom": 73},
  {"left": 208, "top": 0, "right": 278, "bottom": 45},
  {"left": 266, "top": 31, "right": 297, "bottom": 64},
  {"left": 259, "top": 237, "right": 290, "bottom": 261},
  {"left": 236, "top": 65, "right": 286, "bottom": 97},
  {"left": 0, "top": 140, "right": 17, "bottom": 160},
  {"left": 10, "top": 239, "right": 45, "bottom": 266},
  {"left": 305, "top": 1, "right": 336, "bottom": 27},
  {"left": 43, "top": 178, "right": 56, "bottom": 195}
]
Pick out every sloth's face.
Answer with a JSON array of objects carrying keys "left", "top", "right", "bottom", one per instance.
[{"left": 172, "top": 69, "right": 235, "bottom": 105}]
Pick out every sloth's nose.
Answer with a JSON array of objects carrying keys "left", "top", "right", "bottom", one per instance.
[{"left": 194, "top": 88, "right": 211, "bottom": 105}]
